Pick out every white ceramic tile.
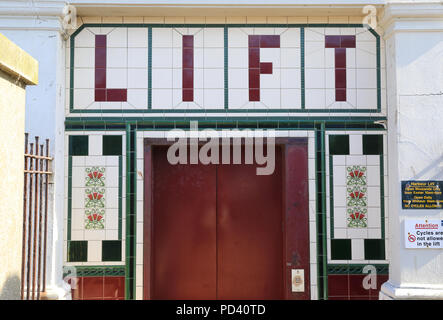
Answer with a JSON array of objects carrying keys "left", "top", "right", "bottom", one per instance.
[
  {"left": 366, "top": 166, "right": 380, "bottom": 187},
  {"left": 368, "top": 228, "right": 382, "bottom": 239},
  {"left": 346, "top": 48, "right": 356, "bottom": 69},
  {"left": 152, "top": 69, "right": 173, "bottom": 88},
  {"left": 84, "top": 229, "right": 106, "bottom": 241},
  {"left": 347, "top": 228, "right": 368, "bottom": 239},
  {"left": 106, "top": 165, "right": 119, "bottom": 188},
  {"left": 203, "top": 28, "right": 224, "bottom": 47},
  {"left": 87, "top": 240, "right": 102, "bottom": 262},
  {"left": 107, "top": 187, "right": 119, "bottom": 209},
  {"left": 228, "top": 88, "right": 248, "bottom": 109},
  {"left": 73, "top": 68, "right": 94, "bottom": 89},
  {"left": 345, "top": 155, "right": 366, "bottom": 166},
  {"left": 333, "top": 165, "right": 347, "bottom": 186},
  {"left": 356, "top": 28, "right": 376, "bottom": 41},
  {"left": 228, "top": 48, "right": 248, "bottom": 68},
  {"left": 128, "top": 48, "right": 148, "bottom": 68},
  {"left": 334, "top": 207, "right": 347, "bottom": 229},
  {"left": 106, "top": 229, "right": 119, "bottom": 240},
  {"left": 72, "top": 167, "right": 85, "bottom": 188},
  {"left": 324, "top": 48, "right": 335, "bottom": 69},
  {"left": 356, "top": 68, "right": 377, "bottom": 89},
  {"left": 203, "top": 48, "right": 224, "bottom": 68},
  {"left": 107, "top": 28, "right": 127, "bottom": 47},
  {"left": 305, "top": 69, "right": 325, "bottom": 89},
  {"left": 349, "top": 134, "right": 363, "bottom": 155},
  {"left": 228, "top": 28, "right": 248, "bottom": 47},
  {"left": 333, "top": 155, "right": 346, "bottom": 165},
  {"left": 260, "top": 69, "right": 281, "bottom": 89},
  {"left": 128, "top": 68, "right": 148, "bottom": 89},
  {"left": 351, "top": 239, "right": 365, "bottom": 260},
  {"left": 88, "top": 135, "right": 102, "bottom": 156},
  {"left": 305, "top": 28, "right": 324, "bottom": 41},
  {"left": 85, "top": 155, "right": 106, "bottom": 166},
  {"left": 356, "top": 46, "right": 376, "bottom": 69},
  {"left": 152, "top": 28, "right": 173, "bottom": 47},
  {"left": 106, "top": 208, "right": 119, "bottom": 230},
  {"left": 128, "top": 28, "right": 148, "bottom": 47},
  {"left": 151, "top": 48, "right": 173, "bottom": 68},
  {"left": 346, "top": 68, "right": 357, "bottom": 89},
  {"left": 152, "top": 88, "right": 173, "bottom": 109},
  {"left": 136, "top": 265, "right": 143, "bottom": 286},
  {"left": 75, "top": 28, "right": 95, "bottom": 47},
  {"left": 228, "top": 69, "right": 248, "bottom": 89},
  {"left": 136, "top": 222, "right": 144, "bottom": 244},
  {"left": 367, "top": 186, "right": 381, "bottom": 207},
  {"left": 356, "top": 89, "right": 377, "bottom": 108},
  {"left": 74, "top": 48, "right": 95, "bottom": 68},
  {"left": 324, "top": 27, "right": 340, "bottom": 36},
  {"left": 71, "top": 208, "right": 84, "bottom": 229},
  {"left": 193, "top": 69, "right": 204, "bottom": 89},
  {"left": 203, "top": 89, "right": 224, "bottom": 109},
  {"left": 127, "top": 89, "right": 148, "bottom": 108},
  {"left": 261, "top": 89, "right": 281, "bottom": 109},
  {"left": 333, "top": 186, "right": 347, "bottom": 207},
  {"left": 169, "top": 48, "right": 181, "bottom": 70},
  {"left": 305, "top": 89, "right": 325, "bottom": 108},
  {"left": 107, "top": 48, "right": 127, "bottom": 68},
  {"left": 281, "top": 89, "right": 301, "bottom": 109},
  {"left": 106, "top": 68, "right": 127, "bottom": 88},
  {"left": 260, "top": 48, "right": 280, "bottom": 68},
  {"left": 280, "top": 48, "right": 300, "bottom": 68},
  {"left": 280, "top": 28, "right": 300, "bottom": 48}
]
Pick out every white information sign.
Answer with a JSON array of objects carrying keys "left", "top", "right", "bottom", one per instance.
[{"left": 405, "top": 219, "right": 443, "bottom": 248}]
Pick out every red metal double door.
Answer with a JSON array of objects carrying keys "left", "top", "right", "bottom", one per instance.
[{"left": 145, "top": 142, "right": 309, "bottom": 300}]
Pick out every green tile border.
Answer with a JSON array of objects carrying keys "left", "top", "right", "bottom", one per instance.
[
  {"left": 118, "top": 155, "right": 123, "bottom": 240},
  {"left": 124, "top": 124, "right": 137, "bottom": 300},
  {"left": 66, "top": 138, "right": 124, "bottom": 258},
  {"left": 327, "top": 133, "right": 387, "bottom": 263},
  {"left": 63, "top": 265, "right": 126, "bottom": 278},
  {"left": 224, "top": 26, "right": 228, "bottom": 110},
  {"left": 300, "top": 27, "right": 305, "bottom": 109},
  {"left": 65, "top": 117, "right": 388, "bottom": 130},
  {"left": 69, "top": 23, "right": 382, "bottom": 114},
  {"left": 147, "top": 27, "right": 152, "bottom": 109},
  {"left": 329, "top": 155, "right": 335, "bottom": 239},
  {"left": 315, "top": 123, "right": 328, "bottom": 300},
  {"left": 327, "top": 263, "right": 389, "bottom": 275}
]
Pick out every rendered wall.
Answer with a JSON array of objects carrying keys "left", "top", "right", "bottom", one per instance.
[
  {"left": 0, "top": 69, "right": 26, "bottom": 299},
  {"left": 0, "top": 33, "right": 38, "bottom": 299}
]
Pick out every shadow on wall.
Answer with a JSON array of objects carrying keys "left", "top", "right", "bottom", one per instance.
[{"left": 0, "top": 275, "right": 21, "bottom": 300}]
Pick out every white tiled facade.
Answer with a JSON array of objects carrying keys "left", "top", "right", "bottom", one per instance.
[
  {"left": 62, "top": 15, "right": 389, "bottom": 300},
  {"left": 67, "top": 22, "right": 384, "bottom": 114}
]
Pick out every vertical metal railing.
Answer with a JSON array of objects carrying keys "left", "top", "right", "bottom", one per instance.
[{"left": 21, "top": 134, "right": 53, "bottom": 300}]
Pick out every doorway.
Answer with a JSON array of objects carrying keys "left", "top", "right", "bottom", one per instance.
[{"left": 143, "top": 139, "right": 310, "bottom": 300}]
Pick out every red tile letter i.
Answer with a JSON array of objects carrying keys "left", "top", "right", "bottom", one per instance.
[{"left": 182, "top": 35, "right": 194, "bottom": 102}]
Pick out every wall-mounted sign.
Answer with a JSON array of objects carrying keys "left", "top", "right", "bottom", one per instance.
[
  {"left": 401, "top": 181, "right": 443, "bottom": 209},
  {"left": 404, "top": 219, "right": 443, "bottom": 248},
  {"left": 291, "top": 269, "right": 305, "bottom": 292}
]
